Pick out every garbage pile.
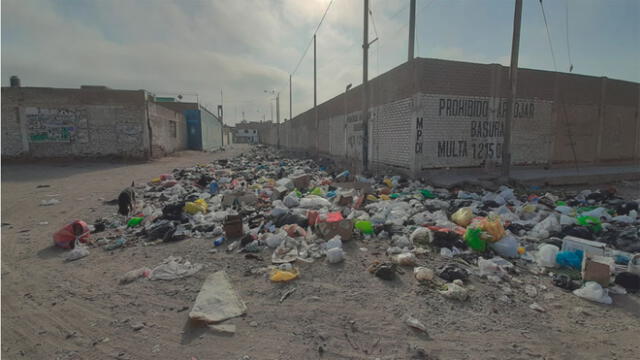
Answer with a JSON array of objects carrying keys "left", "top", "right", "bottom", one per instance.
[{"left": 55, "top": 145, "right": 640, "bottom": 307}]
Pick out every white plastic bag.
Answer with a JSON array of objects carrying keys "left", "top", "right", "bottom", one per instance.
[
  {"left": 326, "top": 247, "right": 345, "bottom": 264},
  {"left": 573, "top": 281, "right": 612, "bottom": 304},
  {"left": 65, "top": 245, "right": 89, "bottom": 261},
  {"left": 283, "top": 193, "right": 300, "bottom": 208},
  {"left": 536, "top": 244, "right": 559, "bottom": 268},
  {"left": 529, "top": 214, "right": 560, "bottom": 239}
]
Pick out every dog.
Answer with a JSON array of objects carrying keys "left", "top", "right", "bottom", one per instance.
[{"left": 118, "top": 181, "right": 136, "bottom": 216}]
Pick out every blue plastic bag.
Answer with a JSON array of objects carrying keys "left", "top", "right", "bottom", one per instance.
[{"left": 556, "top": 250, "right": 583, "bottom": 269}]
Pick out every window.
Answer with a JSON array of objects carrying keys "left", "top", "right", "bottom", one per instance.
[{"left": 169, "top": 121, "right": 177, "bottom": 138}]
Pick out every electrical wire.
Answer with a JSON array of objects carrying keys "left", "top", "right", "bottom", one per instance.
[
  {"left": 539, "top": 0, "right": 579, "bottom": 172},
  {"left": 565, "top": 0, "right": 573, "bottom": 72},
  {"left": 539, "top": 0, "right": 557, "bottom": 71},
  {"left": 291, "top": 0, "right": 335, "bottom": 77}
]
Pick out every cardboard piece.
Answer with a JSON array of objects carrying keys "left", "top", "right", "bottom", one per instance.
[
  {"left": 317, "top": 219, "right": 353, "bottom": 241},
  {"left": 223, "top": 215, "right": 244, "bottom": 238},
  {"left": 290, "top": 174, "right": 311, "bottom": 190},
  {"left": 582, "top": 255, "right": 613, "bottom": 287},
  {"left": 189, "top": 271, "right": 247, "bottom": 323}
]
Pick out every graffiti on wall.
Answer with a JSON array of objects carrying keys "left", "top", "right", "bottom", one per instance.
[
  {"left": 417, "top": 94, "right": 552, "bottom": 168},
  {"left": 25, "top": 107, "right": 88, "bottom": 143}
]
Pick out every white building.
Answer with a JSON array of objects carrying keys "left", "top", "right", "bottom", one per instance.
[{"left": 235, "top": 128, "right": 258, "bottom": 143}]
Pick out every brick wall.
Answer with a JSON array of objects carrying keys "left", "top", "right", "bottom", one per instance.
[
  {"left": 148, "top": 102, "right": 187, "bottom": 157},
  {"left": 255, "top": 57, "right": 640, "bottom": 175},
  {"left": 1, "top": 87, "right": 150, "bottom": 159}
]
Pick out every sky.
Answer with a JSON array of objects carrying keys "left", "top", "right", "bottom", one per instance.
[{"left": 2, "top": 0, "right": 638, "bottom": 125}]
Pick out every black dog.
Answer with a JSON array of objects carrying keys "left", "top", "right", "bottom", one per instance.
[{"left": 118, "top": 181, "right": 136, "bottom": 216}]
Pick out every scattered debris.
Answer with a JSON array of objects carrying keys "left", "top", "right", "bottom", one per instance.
[{"left": 189, "top": 271, "right": 247, "bottom": 323}]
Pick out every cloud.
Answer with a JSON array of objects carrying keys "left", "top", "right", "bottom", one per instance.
[{"left": 2, "top": 0, "right": 637, "bottom": 125}]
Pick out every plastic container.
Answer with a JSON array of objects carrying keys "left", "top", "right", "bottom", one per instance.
[
  {"left": 213, "top": 237, "right": 225, "bottom": 247},
  {"left": 209, "top": 181, "right": 219, "bottom": 194}
]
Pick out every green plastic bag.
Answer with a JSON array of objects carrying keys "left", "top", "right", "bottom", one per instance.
[
  {"left": 420, "top": 189, "right": 435, "bottom": 199},
  {"left": 390, "top": 193, "right": 399, "bottom": 199},
  {"left": 577, "top": 216, "right": 602, "bottom": 233},
  {"left": 464, "top": 228, "right": 486, "bottom": 252},
  {"left": 127, "top": 217, "right": 144, "bottom": 227},
  {"left": 310, "top": 187, "right": 324, "bottom": 196},
  {"left": 355, "top": 220, "right": 374, "bottom": 235},
  {"left": 555, "top": 201, "right": 567, "bottom": 206}
]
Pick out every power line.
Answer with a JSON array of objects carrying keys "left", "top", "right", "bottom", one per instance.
[
  {"left": 538, "top": 0, "right": 557, "bottom": 71},
  {"left": 291, "top": 0, "right": 335, "bottom": 77}
]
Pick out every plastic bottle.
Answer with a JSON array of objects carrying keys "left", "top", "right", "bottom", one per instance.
[
  {"left": 325, "top": 236, "right": 343, "bottom": 250},
  {"left": 213, "top": 237, "right": 225, "bottom": 247}
]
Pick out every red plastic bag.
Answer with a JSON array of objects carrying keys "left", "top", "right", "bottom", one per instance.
[
  {"left": 307, "top": 211, "right": 319, "bottom": 226},
  {"left": 53, "top": 220, "right": 91, "bottom": 249},
  {"left": 325, "top": 212, "right": 344, "bottom": 223}
]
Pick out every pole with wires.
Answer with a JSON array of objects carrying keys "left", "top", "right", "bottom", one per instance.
[
  {"left": 502, "top": 0, "right": 522, "bottom": 178},
  {"left": 362, "top": 0, "right": 370, "bottom": 172},
  {"left": 314, "top": 34, "right": 319, "bottom": 159},
  {"left": 408, "top": 0, "right": 416, "bottom": 61}
]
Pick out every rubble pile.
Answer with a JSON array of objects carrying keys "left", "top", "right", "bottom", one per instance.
[{"left": 58, "top": 145, "right": 640, "bottom": 307}]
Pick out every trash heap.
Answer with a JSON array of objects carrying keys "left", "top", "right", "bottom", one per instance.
[{"left": 57, "top": 145, "right": 640, "bottom": 308}]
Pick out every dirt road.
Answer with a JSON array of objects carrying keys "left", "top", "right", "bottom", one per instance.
[{"left": 2, "top": 145, "right": 639, "bottom": 360}]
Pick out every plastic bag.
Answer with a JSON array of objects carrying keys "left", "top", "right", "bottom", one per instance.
[
  {"left": 184, "top": 199, "right": 208, "bottom": 214},
  {"left": 283, "top": 193, "right": 300, "bottom": 208},
  {"left": 149, "top": 257, "right": 203, "bottom": 280},
  {"left": 465, "top": 228, "right": 486, "bottom": 251},
  {"left": 439, "top": 282, "right": 468, "bottom": 300},
  {"left": 326, "top": 247, "right": 345, "bottom": 264},
  {"left": 577, "top": 216, "right": 602, "bottom": 233},
  {"left": 414, "top": 267, "right": 434, "bottom": 281},
  {"left": 65, "top": 244, "right": 89, "bottom": 261},
  {"left": 270, "top": 268, "right": 299, "bottom": 282},
  {"left": 479, "top": 214, "right": 505, "bottom": 242},
  {"left": 556, "top": 250, "right": 583, "bottom": 269},
  {"left": 410, "top": 227, "right": 432, "bottom": 247},
  {"left": 299, "top": 196, "right": 331, "bottom": 209},
  {"left": 529, "top": 214, "right": 560, "bottom": 239},
  {"left": 573, "top": 281, "right": 612, "bottom": 304},
  {"left": 536, "top": 244, "right": 559, "bottom": 268},
  {"left": 53, "top": 220, "right": 91, "bottom": 249},
  {"left": 452, "top": 207, "right": 474, "bottom": 227},
  {"left": 392, "top": 252, "right": 417, "bottom": 266},
  {"left": 127, "top": 217, "right": 144, "bottom": 227},
  {"left": 489, "top": 234, "right": 520, "bottom": 258},
  {"left": 355, "top": 220, "right": 374, "bottom": 235}
]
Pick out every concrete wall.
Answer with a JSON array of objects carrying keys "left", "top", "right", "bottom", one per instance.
[
  {"left": 261, "top": 58, "right": 639, "bottom": 175},
  {"left": 1, "top": 87, "right": 150, "bottom": 159},
  {"left": 147, "top": 102, "right": 188, "bottom": 157},
  {"left": 200, "top": 106, "right": 223, "bottom": 151}
]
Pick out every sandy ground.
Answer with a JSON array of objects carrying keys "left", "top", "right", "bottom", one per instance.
[{"left": 2, "top": 144, "right": 639, "bottom": 360}]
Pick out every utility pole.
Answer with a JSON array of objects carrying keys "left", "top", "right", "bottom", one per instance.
[
  {"left": 362, "top": 0, "right": 370, "bottom": 172},
  {"left": 502, "top": 0, "right": 522, "bottom": 178},
  {"left": 276, "top": 92, "right": 280, "bottom": 149},
  {"left": 314, "top": 34, "right": 319, "bottom": 158},
  {"left": 408, "top": 0, "right": 416, "bottom": 61},
  {"left": 289, "top": 74, "right": 292, "bottom": 149}
]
